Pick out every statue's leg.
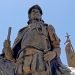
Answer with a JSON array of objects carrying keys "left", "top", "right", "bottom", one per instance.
[
  {"left": 22, "top": 72, "right": 49, "bottom": 75},
  {"left": 32, "top": 71, "right": 49, "bottom": 75},
  {"left": 23, "top": 55, "right": 33, "bottom": 74},
  {"left": 16, "top": 64, "right": 23, "bottom": 75}
]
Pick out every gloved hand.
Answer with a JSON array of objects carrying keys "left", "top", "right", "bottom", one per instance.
[
  {"left": 44, "top": 51, "right": 56, "bottom": 62},
  {"left": 3, "top": 40, "right": 13, "bottom": 60},
  {"left": 4, "top": 40, "right": 11, "bottom": 48}
]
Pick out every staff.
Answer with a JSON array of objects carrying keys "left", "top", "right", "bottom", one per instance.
[{"left": 7, "top": 27, "right": 12, "bottom": 41}]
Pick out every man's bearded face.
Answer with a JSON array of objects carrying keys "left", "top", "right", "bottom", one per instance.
[{"left": 30, "top": 8, "right": 41, "bottom": 20}]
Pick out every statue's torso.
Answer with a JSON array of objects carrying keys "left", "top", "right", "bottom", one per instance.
[{"left": 21, "top": 22, "right": 50, "bottom": 50}]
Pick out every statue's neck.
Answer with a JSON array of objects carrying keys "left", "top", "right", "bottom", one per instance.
[
  {"left": 31, "top": 19, "right": 40, "bottom": 23},
  {"left": 27, "top": 19, "right": 44, "bottom": 24}
]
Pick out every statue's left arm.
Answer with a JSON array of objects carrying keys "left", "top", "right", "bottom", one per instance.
[
  {"left": 48, "top": 25, "right": 61, "bottom": 56},
  {"left": 44, "top": 25, "right": 61, "bottom": 61}
]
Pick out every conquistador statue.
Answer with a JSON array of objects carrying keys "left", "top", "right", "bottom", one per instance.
[{"left": 0, "top": 5, "right": 71, "bottom": 75}]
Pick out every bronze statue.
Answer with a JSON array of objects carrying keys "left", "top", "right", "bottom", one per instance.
[{"left": 0, "top": 5, "right": 71, "bottom": 75}]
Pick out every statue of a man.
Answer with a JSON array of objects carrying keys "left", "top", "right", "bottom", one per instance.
[{"left": 2, "top": 5, "right": 71, "bottom": 75}]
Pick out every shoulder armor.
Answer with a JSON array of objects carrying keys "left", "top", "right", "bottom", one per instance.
[
  {"left": 19, "top": 26, "right": 27, "bottom": 33},
  {"left": 48, "top": 24, "right": 55, "bottom": 32}
]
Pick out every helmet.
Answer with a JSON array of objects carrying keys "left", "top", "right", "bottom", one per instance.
[{"left": 28, "top": 5, "right": 43, "bottom": 15}]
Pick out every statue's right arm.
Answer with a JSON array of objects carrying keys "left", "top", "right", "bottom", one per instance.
[{"left": 47, "top": 25, "right": 61, "bottom": 57}]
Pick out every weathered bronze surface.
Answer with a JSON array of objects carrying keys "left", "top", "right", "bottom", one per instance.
[{"left": 0, "top": 5, "right": 71, "bottom": 75}]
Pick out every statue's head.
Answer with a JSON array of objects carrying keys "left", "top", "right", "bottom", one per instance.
[{"left": 28, "top": 5, "right": 43, "bottom": 21}]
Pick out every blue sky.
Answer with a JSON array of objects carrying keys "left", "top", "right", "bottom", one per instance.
[{"left": 0, "top": 0, "right": 75, "bottom": 65}]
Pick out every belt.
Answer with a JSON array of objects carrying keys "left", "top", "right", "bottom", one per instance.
[
  {"left": 17, "top": 46, "right": 43, "bottom": 58},
  {"left": 17, "top": 46, "right": 51, "bottom": 58}
]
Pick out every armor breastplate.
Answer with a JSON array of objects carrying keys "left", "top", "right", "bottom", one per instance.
[{"left": 21, "top": 22, "right": 51, "bottom": 50}]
